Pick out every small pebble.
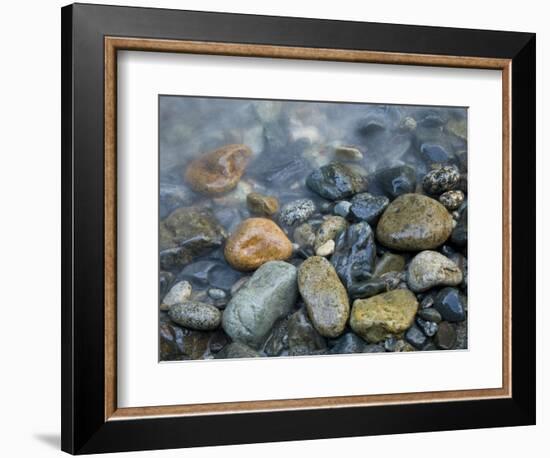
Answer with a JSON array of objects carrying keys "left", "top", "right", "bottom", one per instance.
[
  {"left": 208, "top": 288, "right": 227, "bottom": 301},
  {"left": 334, "top": 145, "right": 363, "bottom": 162},
  {"left": 315, "top": 239, "right": 335, "bottom": 257},
  {"left": 422, "top": 164, "right": 461, "bottom": 195},
  {"left": 333, "top": 200, "right": 352, "bottom": 218},
  {"left": 416, "top": 317, "right": 439, "bottom": 337},
  {"left": 160, "top": 280, "right": 192, "bottom": 311},
  {"left": 439, "top": 190, "right": 465, "bottom": 211}
]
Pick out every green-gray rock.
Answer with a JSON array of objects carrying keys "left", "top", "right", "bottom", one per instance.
[
  {"left": 350, "top": 289, "right": 418, "bottom": 343},
  {"left": 222, "top": 261, "right": 297, "bottom": 348},
  {"left": 376, "top": 193, "right": 453, "bottom": 250},
  {"left": 407, "top": 250, "right": 463, "bottom": 292},
  {"left": 298, "top": 256, "right": 350, "bottom": 338},
  {"left": 168, "top": 301, "right": 222, "bottom": 331},
  {"left": 373, "top": 252, "right": 406, "bottom": 277}
]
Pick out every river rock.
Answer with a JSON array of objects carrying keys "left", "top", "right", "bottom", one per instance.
[
  {"left": 417, "top": 307, "right": 442, "bottom": 323},
  {"left": 416, "top": 317, "right": 439, "bottom": 337},
  {"left": 333, "top": 200, "right": 352, "bottom": 218},
  {"left": 306, "top": 162, "right": 369, "bottom": 200},
  {"left": 434, "top": 321, "right": 457, "bottom": 350},
  {"left": 160, "top": 280, "right": 192, "bottom": 311},
  {"left": 215, "top": 342, "right": 261, "bottom": 359},
  {"left": 422, "top": 164, "right": 460, "bottom": 195},
  {"left": 315, "top": 215, "right": 348, "bottom": 249},
  {"left": 160, "top": 206, "right": 226, "bottom": 270},
  {"left": 298, "top": 256, "right": 350, "bottom": 338},
  {"left": 263, "top": 319, "right": 289, "bottom": 356},
  {"left": 246, "top": 192, "right": 279, "bottom": 216},
  {"left": 407, "top": 250, "right": 463, "bottom": 292},
  {"left": 168, "top": 301, "right": 222, "bottom": 331},
  {"left": 405, "top": 324, "right": 428, "bottom": 349},
  {"left": 328, "top": 333, "right": 385, "bottom": 354},
  {"left": 334, "top": 145, "right": 363, "bottom": 162},
  {"left": 159, "top": 318, "right": 211, "bottom": 360},
  {"left": 159, "top": 271, "right": 173, "bottom": 297},
  {"left": 224, "top": 218, "right": 293, "bottom": 271},
  {"left": 315, "top": 240, "right": 335, "bottom": 257},
  {"left": 451, "top": 207, "right": 468, "bottom": 247},
  {"left": 350, "top": 289, "right": 418, "bottom": 343},
  {"left": 376, "top": 194, "right": 453, "bottom": 251},
  {"left": 331, "top": 222, "right": 377, "bottom": 290},
  {"left": 287, "top": 308, "right": 327, "bottom": 356},
  {"left": 376, "top": 165, "right": 417, "bottom": 198},
  {"left": 348, "top": 271, "right": 402, "bottom": 300},
  {"left": 184, "top": 144, "right": 252, "bottom": 195},
  {"left": 373, "top": 252, "right": 406, "bottom": 277},
  {"left": 293, "top": 223, "right": 316, "bottom": 248},
  {"left": 160, "top": 183, "right": 193, "bottom": 219},
  {"left": 279, "top": 199, "right": 316, "bottom": 226},
  {"left": 349, "top": 193, "right": 390, "bottom": 224},
  {"left": 222, "top": 261, "right": 298, "bottom": 348},
  {"left": 433, "top": 287, "right": 467, "bottom": 322},
  {"left": 439, "top": 190, "right": 465, "bottom": 211}
]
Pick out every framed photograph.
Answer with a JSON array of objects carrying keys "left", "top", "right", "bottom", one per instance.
[{"left": 61, "top": 3, "right": 536, "bottom": 454}]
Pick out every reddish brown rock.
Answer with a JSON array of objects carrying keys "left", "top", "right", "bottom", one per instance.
[
  {"left": 224, "top": 218, "right": 293, "bottom": 271},
  {"left": 184, "top": 144, "right": 252, "bottom": 195}
]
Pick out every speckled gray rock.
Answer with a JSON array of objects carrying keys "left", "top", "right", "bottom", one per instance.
[
  {"left": 407, "top": 250, "right": 463, "bottom": 292},
  {"left": 279, "top": 199, "right": 316, "bottom": 226},
  {"left": 422, "top": 165, "right": 460, "bottom": 195},
  {"left": 306, "top": 162, "right": 369, "bottom": 200},
  {"left": 222, "top": 261, "right": 298, "bottom": 348},
  {"left": 376, "top": 194, "right": 453, "bottom": 251},
  {"left": 287, "top": 308, "right": 327, "bottom": 356},
  {"left": 160, "top": 280, "right": 192, "bottom": 311},
  {"left": 349, "top": 193, "right": 390, "bottom": 224},
  {"left": 215, "top": 342, "right": 261, "bottom": 359},
  {"left": 298, "top": 256, "right": 350, "bottom": 338},
  {"left": 439, "top": 190, "right": 465, "bottom": 211},
  {"left": 168, "top": 301, "right": 222, "bottom": 331}
]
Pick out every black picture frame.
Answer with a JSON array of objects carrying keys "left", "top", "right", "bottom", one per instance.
[{"left": 61, "top": 3, "right": 536, "bottom": 454}]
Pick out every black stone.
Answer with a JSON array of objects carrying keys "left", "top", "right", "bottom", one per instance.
[
  {"left": 417, "top": 307, "right": 442, "bottom": 323},
  {"left": 434, "top": 287, "right": 467, "bottom": 322},
  {"left": 451, "top": 207, "right": 468, "bottom": 247},
  {"left": 376, "top": 165, "right": 417, "bottom": 198},
  {"left": 287, "top": 308, "right": 327, "bottom": 356},
  {"left": 349, "top": 193, "right": 390, "bottom": 224},
  {"left": 405, "top": 324, "right": 428, "bottom": 349},
  {"left": 434, "top": 321, "right": 457, "bottom": 350},
  {"left": 306, "top": 162, "right": 369, "bottom": 201}
]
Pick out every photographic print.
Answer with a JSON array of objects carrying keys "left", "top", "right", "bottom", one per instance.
[{"left": 159, "top": 96, "right": 468, "bottom": 361}]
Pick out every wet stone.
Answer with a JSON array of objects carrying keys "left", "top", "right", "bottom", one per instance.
[
  {"left": 160, "top": 280, "right": 192, "bottom": 311},
  {"left": 215, "top": 342, "right": 261, "bottom": 359},
  {"left": 329, "top": 333, "right": 384, "bottom": 354},
  {"left": 287, "top": 308, "right": 327, "bottom": 356},
  {"left": 349, "top": 193, "right": 390, "bottom": 225},
  {"left": 159, "top": 271, "right": 174, "bottom": 297},
  {"left": 306, "top": 162, "right": 369, "bottom": 200},
  {"left": 439, "top": 190, "right": 465, "bottom": 211},
  {"left": 373, "top": 252, "right": 406, "bottom": 278},
  {"left": 331, "top": 222, "right": 377, "bottom": 290},
  {"left": 334, "top": 145, "right": 364, "bottom": 162},
  {"left": 246, "top": 192, "right": 280, "bottom": 216},
  {"left": 417, "top": 307, "right": 442, "bottom": 323},
  {"left": 433, "top": 287, "right": 467, "bottom": 322},
  {"left": 418, "top": 143, "right": 453, "bottom": 165},
  {"left": 416, "top": 317, "right": 439, "bottom": 337},
  {"left": 293, "top": 223, "right": 316, "bottom": 249},
  {"left": 434, "top": 321, "right": 457, "bottom": 350},
  {"left": 348, "top": 271, "right": 402, "bottom": 300},
  {"left": 451, "top": 207, "right": 468, "bottom": 247},
  {"left": 263, "top": 319, "right": 289, "bottom": 356},
  {"left": 160, "top": 317, "right": 211, "bottom": 360},
  {"left": 422, "top": 165, "right": 461, "bottom": 195},
  {"left": 315, "top": 240, "right": 335, "bottom": 257},
  {"left": 376, "top": 165, "right": 417, "bottom": 198},
  {"left": 160, "top": 183, "right": 193, "bottom": 219},
  {"left": 333, "top": 200, "right": 352, "bottom": 218},
  {"left": 279, "top": 199, "right": 316, "bottom": 226},
  {"left": 405, "top": 324, "right": 428, "bottom": 349},
  {"left": 407, "top": 250, "right": 463, "bottom": 292},
  {"left": 168, "top": 301, "right": 222, "bottom": 331},
  {"left": 376, "top": 194, "right": 453, "bottom": 251},
  {"left": 314, "top": 215, "right": 348, "bottom": 249},
  {"left": 208, "top": 330, "right": 230, "bottom": 353}
]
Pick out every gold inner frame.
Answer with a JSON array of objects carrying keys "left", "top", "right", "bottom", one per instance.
[{"left": 104, "top": 37, "right": 512, "bottom": 421}]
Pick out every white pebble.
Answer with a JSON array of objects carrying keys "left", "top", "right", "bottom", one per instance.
[{"left": 315, "top": 239, "right": 335, "bottom": 257}]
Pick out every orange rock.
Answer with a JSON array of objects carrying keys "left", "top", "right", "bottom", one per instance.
[
  {"left": 224, "top": 218, "right": 293, "bottom": 271},
  {"left": 184, "top": 144, "right": 252, "bottom": 195}
]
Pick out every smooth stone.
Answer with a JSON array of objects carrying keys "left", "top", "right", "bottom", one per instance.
[
  {"left": 184, "top": 144, "right": 252, "bottom": 195},
  {"left": 334, "top": 145, "right": 364, "bottom": 162},
  {"left": 420, "top": 293, "right": 436, "bottom": 309},
  {"left": 208, "top": 330, "right": 230, "bottom": 353},
  {"left": 405, "top": 324, "right": 428, "bottom": 349},
  {"left": 446, "top": 117, "right": 467, "bottom": 140},
  {"left": 320, "top": 201, "right": 336, "bottom": 214},
  {"left": 222, "top": 261, "right": 298, "bottom": 348},
  {"left": 215, "top": 342, "right": 261, "bottom": 359},
  {"left": 230, "top": 276, "right": 249, "bottom": 296},
  {"left": 263, "top": 319, "right": 289, "bottom": 356},
  {"left": 422, "top": 165, "right": 461, "bottom": 195},
  {"left": 160, "top": 280, "right": 192, "bottom": 311},
  {"left": 177, "top": 260, "right": 242, "bottom": 290},
  {"left": 314, "top": 215, "right": 348, "bottom": 249},
  {"left": 349, "top": 193, "right": 390, "bottom": 224},
  {"left": 348, "top": 271, "right": 402, "bottom": 300},
  {"left": 315, "top": 239, "right": 335, "bottom": 257},
  {"left": 246, "top": 192, "right": 279, "bottom": 216},
  {"left": 159, "top": 183, "right": 193, "bottom": 219},
  {"left": 224, "top": 218, "right": 293, "bottom": 271},
  {"left": 159, "top": 318, "right": 211, "bottom": 360},
  {"left": 278, "top": 199, "right": 316, "bottom": 226},
  {"left": 287, "top": 308, "right": 327, "bottom": 356},
  {"left": 293, "top": 223, "right": 316, "bottom": 248},
  {"left": 350, "top": 289, "right": 418, "bottom": 343},
  {"left": 260, "top": 157, "right": 311, "bottom": 187},
  {"left": 306, "top": 162, "right": 369, "bottom": 200},
  {"left": 376, "top": 194, "right": 453, "bottom": 251},
  {"left": 329, "top": 333, "right": 385, "bottom": 354},
  {"left": 212, "top": 180, "right": 254, "bottom": 207},
  {"left": 417, "top": 307, "right": 442, "bottom": 323},
  {"left": 207, "top": 288, "right": 227, "bottom": 301},
  {"left": 373, "top": 253, "right": 406, "bottom": 278},
  {"left": 298, "top": 256, "right": 350, "bottom": 338},
  {"left": 333, "top": 200, "right": 352, "bottom": 218},
  {"left": 419, "top": 143, "right": 453, "bottom": 164},
  {"left": 159, "top": 206, "right": 226, "bottom": 269},
  {"left": 451, "top": 207, "right": 468, "bottom": 247},
  {"left": 416, "top": 317, "right": 439, "bottom": 337},
  {"left": 376, "top": 165, "right": 417, "bottom": 198},
  {"left": 407, "top": 250, "right": 463, "bottom": 292},
  {"left": 331, "top": 222, "right": 377, "bottom": 290},
  {"left": 433, "top": 287, "right": 467, "bottom": 322},
  {"left": 435, "top": 321, "right": 457, "bottom": 350},
  {"left": 439, "top": 190, "right": 465, "bottom": 211},
  {"left": 399, "top": 116, "right": 417, "bottom": 132},
  {"left": 168, "top": 301, "right": 222, "bottom": 331}
]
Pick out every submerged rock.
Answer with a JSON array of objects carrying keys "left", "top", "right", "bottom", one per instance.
[
  {"left": 224, "top": 218, "right": 293, "bottom": 271},
  {"left": 331, "top": 222, "right": 377, "bottom": 289},
  {"left": 376, "top": 165, "right": 417, "bottom": 198},
  {"left": 160, "top": 183, "right": 193, "bottom": 219},
  {"left": 334, "top": 145, "right": 363, "bottom": 162},
  {"left": 184, "top": 144, "right": 252, "bottom": 195},
  {"left": 160, "top": 318, "right": 211, "bottom": 360},
  {"left": 306, "top": 162, "right": 369, "bottom": 200},
  {"left": 246, "top": 192, "right": 279, "bottom": 216},
  {"left": 160, "top": 280, "right": 192, "bottom": 311},
  {"left": 314, "top": 215, "right": 348, "bottom": 249},
  {"left": 376, "top": 194, "right": 453, "bottom": 251},
  {"left": 287, "top": 308, "right": 327, "bottom": 356},
  {"left": 160, "top": 206, "right": 226, "bottom": 270},
  {"left": 279, "top": 199, "right": 316, "bottom": 226},
  {"left": 298, "top": 256, "right": 350, "bottom": 338},
  {"left": 349, "top": 193, "right": 390, "bottom": 225},
  {"left": 407, "top": 250, "right": 463, "bottom": 292},
  {"left": 293, "top": 222, "right": 316, "bottom": 249},
  {"left": 215, "top": 342, "right": 261, "bottom": 359},
  {"left": 222, "top": 261, "right": 297, "bottom": 348},
  {"left": 350, "top": 289, "right": 418, "bottom": 343}
]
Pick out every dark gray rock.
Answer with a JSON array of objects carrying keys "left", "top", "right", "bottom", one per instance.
[
  {"left": 349, "top": 193, "right": 390, "bottom": 224},
  {"left": 159, "top": 271, "right": 174, "bottom": 297},
  {"left": 215, "top": 342, "right": 261, "bottom": 359},
  {"left": 287, "top": 308, "right": 327, "bottom": 356},
  {"left": 405, "top": 324, "right": 428, "bottom": 349},
  {"left": 159, "top": 317, "right": 211, "bottom": 360},
  {"left": 434, "top": 321, "right": 457, "bottom": 350},
  {"left": 328, "top": 333, "right": 385, "bottom": 354},
  {"left": 433, "top": 287, "right": 467, "bottom": 322},
  {"left": 376, "top": 165, "right": 417, "bottom": 198},
  {"left": 418, "top": 143, "right": 453, "bottom": 164},
  {"left": 417, "top": 307, "right": 442, "bottom": 323},
  {"left": 451, "top": 207, "right": 468, "bottom": 247},
  {"left": 333, "top": 200, "right": 352, "bottom": 218},
  {"left": 348, "top": 272, "right": 402, "bottom": 300},
  {"left": 306, "top": 162, "right": 369, "bottom": 200},
  {"left": 263, "top": 319, "right": 289, "bottom": 356},
  {"left": 416, "top": 317, "right": 439, "bottom": 337}
]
